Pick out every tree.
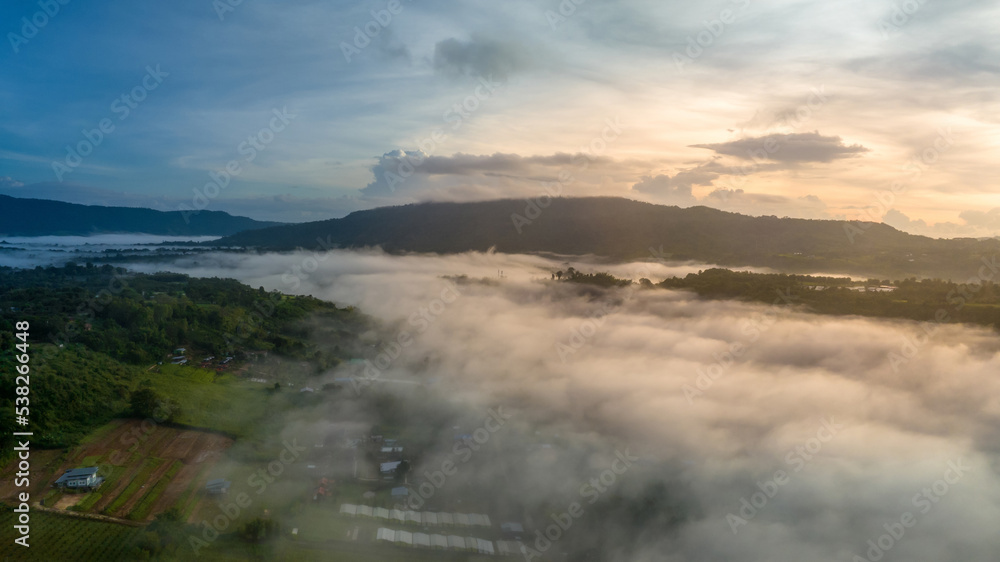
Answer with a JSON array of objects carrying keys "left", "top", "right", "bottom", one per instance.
[
  {"left": 240, "top": 517, "right": 280, "bottom": 543},
  {"left": 130, "top": 388, "right": 178, "bottom": 422}
]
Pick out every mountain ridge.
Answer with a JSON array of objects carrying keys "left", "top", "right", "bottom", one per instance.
[
  {"left": 209, "top": 197, "right": 1000, "bottom": 280},
  {"left": 0, "top": 194, "right": 282, "bottom": 236}
]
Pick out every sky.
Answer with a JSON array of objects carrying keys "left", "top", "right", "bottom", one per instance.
[{"left": 1, "top": 0, "right": 999, "bottom": 235}]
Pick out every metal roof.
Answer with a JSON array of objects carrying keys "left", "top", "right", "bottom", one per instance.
[{"left": 54, "top": 467, "right": 98, "bottom": 484}]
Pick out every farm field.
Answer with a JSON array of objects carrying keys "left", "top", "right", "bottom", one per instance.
[
  {"left": 0, "top": 419, "right": 232, "bottom": 523},
  {"left": 0, "top": 510, "right": 143, "bottom": 561}
]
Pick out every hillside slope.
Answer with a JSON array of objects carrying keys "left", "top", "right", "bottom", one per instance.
[
  {"left": 211, "top": 197, "right": 1000, "bottom": 280},
  {"left": 0, "top": 195, "right": 281, "bottom": 236}
]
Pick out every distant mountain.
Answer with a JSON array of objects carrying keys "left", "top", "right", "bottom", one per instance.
[
  {"left": 0, "top": 195, "right": 282, "bottom": 236},
  {"left": 211, "top": 197, "right": 1000, "bottom": 280}
]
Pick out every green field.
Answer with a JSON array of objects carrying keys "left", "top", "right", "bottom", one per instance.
[
  {"left": 0, "top": 510, "right": 143, "bottom": 562},
  {"left": 129, "top": 460, "right": 183, "bottom": 521},
  {"left": 145, "top": 364, "right": 272, "bottom": 436},
  {"left": 105, "top": 457, "right": 164, "bottom": 515}
]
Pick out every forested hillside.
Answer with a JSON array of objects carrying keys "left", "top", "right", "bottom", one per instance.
[
  {"left": 210, "top": 197, "right": 1000, "bottom": 281},
  {"left": 0, "top": 264, "right": 368, "bottom": 450},
  {"left": 0, "top": 194, "right": 281, "bottom": 236}
]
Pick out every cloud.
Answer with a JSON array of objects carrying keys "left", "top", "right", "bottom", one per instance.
[
  {"left": 958, "top": 208, "right": 1000, "bottom": 231},
  {"left": 706, "top": 189, "right": 830, "bottom": 219},
  {"left": 0, "top": 177, "right": 25, "bottom": 189},
  {"left": 358, "top": 149, "right": 837, "bottom": 221},
  {"left": 631, "top": 161, "right": 725, "bottom": 205},
  {"left": 627, "top": 160, "right": 830, "bottom": 219},
  {"left": 432, "top": 35, "right": 530, "bottom": 79},
  {"left": 122, "top": 249, "right": 1000, "bottom": 562},
  {"left": 882, "top": 208, "right": 1000, "bottom": 239},
  {"left": 359, "top": 149, "right": 627, "bottom": 202},
  {"left": 691, "top": 132, "right": 870, "bottom": 163}
]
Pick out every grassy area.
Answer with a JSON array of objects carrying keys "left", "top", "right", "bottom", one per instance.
[
  {"left": 80, "top": 454, "right": 101, "bottom": 466},
  {"left": 77, "top": 421, "right": 121, "bottom": 446},
  {"left": 146, "top": 364, "right": 272, "bottom": 435}
]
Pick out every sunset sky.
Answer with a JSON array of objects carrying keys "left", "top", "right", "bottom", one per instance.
[{"left": 1, "top": 0, "right": 998, "bottom": 234}]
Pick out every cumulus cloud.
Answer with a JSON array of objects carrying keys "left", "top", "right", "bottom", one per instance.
[
  {"left": 123, "top": 249, "right": 1000, "bottom": 562},
  {"left": 959, "top": 208, "right": 1000, "bottom": 231},
  {"left": 628, "top": 161, "right": 830, "bottom": 218},
  {"left": 691, "top": 132, "right": 870, "bottom": 163},
  {"left": 359, "top": 149, "right": 627, "bottom": 202},
  {"left": 706, "top": 189, "right": 830, "bottom": 219},
  {"left": 631, "top": 161, "right": 724, "bottom": 205}
]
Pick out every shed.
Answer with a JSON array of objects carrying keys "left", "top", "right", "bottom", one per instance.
[
  {"left": 374, "top": 507, "right": 390, "bottom": 520},
  {"left": 454, "top": 513, "right": 470, "bottom": 527},
  {"left": 406, "top": 510, "right": 421, "bottom": 524},
  {"left": 501, "top": 522, "right": 524, "bottom": 535},
  {"left": 357, "top": 505, "right": 373, "bottom": 517},
  {"left": 422, "top": 512, "right": 439, "bottom": 526},
  {"left": 205, "top": 479, "right": 231, "bottom": 494},
  {"left": 54, "top": 467, "right": 102, "bottom": 489},
  {"left": 431, "top": 533, "right": 448, "bottom": 549},
  {"left": 391, "top": 509, "right": 406, "bottom": 523},
  {"left": 438, "top": 512, "right": 454, "bottom": 526},
  {"left": 376, "top": 528, "right": 395, "bottom": 542},
  {"left": 413, "top": 532, "right": 431, "bottom": 548}
]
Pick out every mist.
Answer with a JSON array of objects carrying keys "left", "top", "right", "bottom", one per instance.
[{"left": 127, "top": 249, "right": 1000, "bottom": 561}]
